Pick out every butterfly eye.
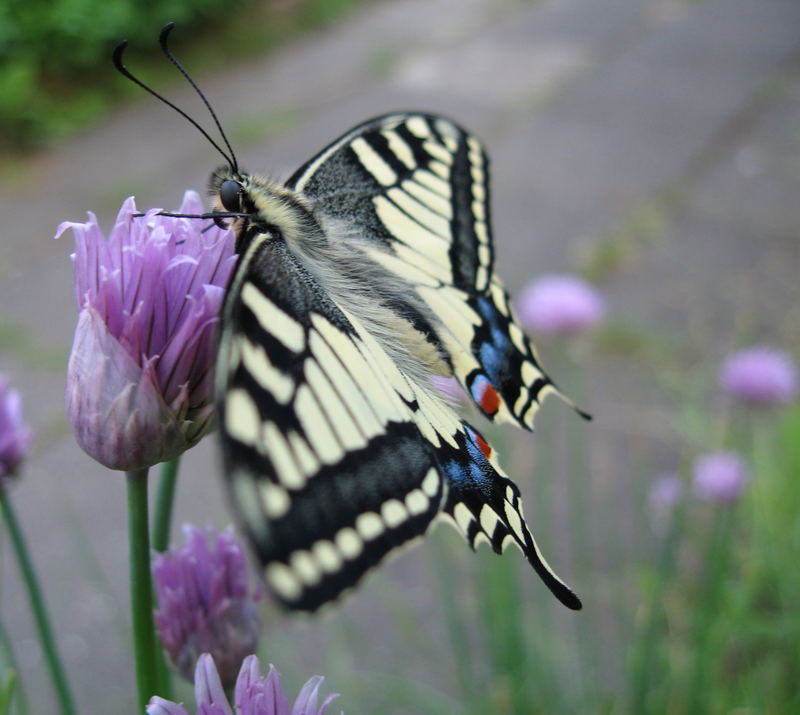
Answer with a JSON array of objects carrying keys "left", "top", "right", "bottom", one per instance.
[{"left": 220, "top": 179, "right": 242, "bottom": 213}]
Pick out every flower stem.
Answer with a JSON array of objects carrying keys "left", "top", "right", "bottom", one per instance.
[
  {"left": 150, "top": 457, "right": 181, "bottom": 701},
  {"left": 0, "top": 492, "right": 76, "bottom": 715},
  {"left": 152, "top": 457, "right": 181, "bottom": 553},
  {"left": 685, "top": 506, "right": 735, "bottom": 714},
  {"left": 0, "top": 603, "right": 31, "bottom": 715},
  {"left": 628, "top": 500, "right": 686, "bottom": 712},
  {"left": 126, "top": 468, "right": 159, "bottom": 711}
]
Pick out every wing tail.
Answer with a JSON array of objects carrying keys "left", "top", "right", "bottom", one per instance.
[{"left": 435, "top": 422, "right": 582, "bottom": 610}]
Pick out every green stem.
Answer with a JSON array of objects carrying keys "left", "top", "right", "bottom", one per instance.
[
  {"left": 0, "top": 613, "right": 30, "bottom": 715},
  {"left": 0, "top": 492, "right": 76, "bottom": 715},
  {"left": 126, "top": 469, "right": 159, "bottom": 711},
  {"left": 428, "top": 536, "right": 477, "bottom": 710},
  {"left": 686, "top": 507, "right": 734, "bottom": 714},
  {"left": 151, "top": 457, "right": 181, "bottom": 553},
  {"left": 150, "top": 458, "right": 181, "bottom": 701},
  {"left": 629, "top": 499, "right": 686, "bottom": 713}
]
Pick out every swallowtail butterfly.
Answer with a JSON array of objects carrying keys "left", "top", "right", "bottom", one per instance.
[{"left": 116, "top": 25, "right": 586, "bottom": 612}]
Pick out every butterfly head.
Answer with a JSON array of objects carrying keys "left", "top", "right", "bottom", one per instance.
[{"left": 210, "top": 167, "right": 319, "bottom": 254}]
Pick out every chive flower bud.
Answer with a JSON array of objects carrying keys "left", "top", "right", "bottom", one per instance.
[{"left": 56, "top": 192, "right": 236, "bottom": 470}]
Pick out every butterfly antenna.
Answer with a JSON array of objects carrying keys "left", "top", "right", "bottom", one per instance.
[
  {"left": 159, "top": 23, "right": 239, "bottom": 174},
  {"left": 112, "top": 34, "right": 237, "bottom": 171}
]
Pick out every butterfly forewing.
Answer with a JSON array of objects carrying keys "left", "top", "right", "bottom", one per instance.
[{"left": 287, "top": 112, "right": 569, "bottom": 431}]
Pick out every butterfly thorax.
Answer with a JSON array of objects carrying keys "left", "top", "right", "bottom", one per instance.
[{"left": 211, "top": 167, "right": 453, "bottom": 393}]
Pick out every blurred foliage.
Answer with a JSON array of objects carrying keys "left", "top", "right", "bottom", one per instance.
[{"left": 0, "top": 0, "right": 366, "bottom": 153}]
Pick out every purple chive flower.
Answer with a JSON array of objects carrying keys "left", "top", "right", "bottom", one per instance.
[
  {"left": 720, "top": 346, "right": 798, "bottom": 405},
  {"left": 649, "top": 472, "right": 684, "bottom": 514},
  {"left": 0, "top": 376, "right": 33, "bottom": 485},
  {"left": 516, "top": 274, "right": 605, "bottom": 336},
  {"left": 692, "top": 452, "right": 748, "bottom": 503},
  {"left": 147, "top": 653, "right": 341, "bottom": 715},
  {"left": 55, "top": 192, "right": 237, "bottom": 471},
  {"left": 153, "top": 525, "right": 261, "bottom": 687}
]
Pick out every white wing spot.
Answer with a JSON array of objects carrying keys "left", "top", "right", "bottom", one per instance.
[
  {"left": 513, "top": 388, "right": 529, "bottom": 417},
  {"left": 287, "top": 430, "right": 320, "bottom": 479},
  {"left": 238, "top": 338, "right": 294, "bottom": 404},
  {"left": 473, "top": 531, "right": 492, "bottom": 549},
  {"left": 423, "top": 141, "right": 453, "bottom": 165},
  {"left": 304, "top": 357, "right": 365, "bottom": 451},
  {"left": 382, "top": 129, "right": 416, "bottom": 169},
  {"left": 405, "top": 489, "right": 429, "bottom": 516},
  {"left": 521, "top": 360, "right": 542, "bottom": 387},
  {"left": 428, "top": 160, "right": 450, "bottom": 180},
  {"left": 504, "top": 502, "right": 526, "bottom": 543},
  {"left": 406, "top": 116, "right": 431, "bottom": 138},
  {"left": 421, "top": 467, "right": 440, "bottom": 498},
  {"left": 225, "top": 389, "right": 261, "bottom": 446},
  {"left": 387, "top": 187, "right": 451, "bottom": 240},
  {"left": 355, "top": 511, "right": 385, "bottom": 541},
  {"left": 509, "top": 323, "right": 529, "bottom": 356},
  {"left": 241, "top": 283, "right": 305, "bottom": 353},
  {"left": 290, "top": 550, "right": 322, "bottom": 586},
  {"left": 294, "top": 384, "right": 344, "bottom": 465},
  {"left": 381, "top": 499, "right": 408, "bottom": 528},
  {"left": 265, "top": 563, "right": 302, "bottom": 601},
  {"left": 453, "top": 502, "right": 474, "bottom": 535},
  {"left": 413, "top": 168, "right": 451, "bottom": 198},
  {"left": 351, "top": 136, "right": 397, "bottom": 186},
  {"left": 477, "top": 243, "right": 491, "bottom": 268},
  {"left": 308, "top": 324, "right": 384, "bottom": 439},
  {"left": 475, "top": 220, "right": 489, "bottom": 245},
  {"left": 490, "top": 283, "right": 509, "bottom": 317},
  {"left": 479, "top": 504, "right": 500, "bottom": 537},
  {"left": 434, "top": 118, "right": 459, "bottom": 140},
  {"left": 501, "top": 534, "right": 524, "bottom": 555},
  {"left": 335, "top": 527, "right": 363, "bottom": 559},
  {"left": 259, "top": 482, "right": 291, "bottom": 518},
  {"left": 402, "top": 178, "right": 453, "bottom": 219},
  {"left": 263, "top": 421, "right": 305, "bottom": 489},
  {"left": 311, "top": 539, "right": 343, "bottom": 574}
]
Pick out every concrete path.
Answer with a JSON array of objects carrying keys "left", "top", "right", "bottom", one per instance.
[{"left": 1, "top": 0, "right": 798, "bottom": 710}]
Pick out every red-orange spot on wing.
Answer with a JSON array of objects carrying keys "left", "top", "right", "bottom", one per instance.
[
  {"left": 474, "top": 432, "right": 492, "bottom": 458},
  {"left": 479, "top": 385, "right": 501, "bottom": 415}
]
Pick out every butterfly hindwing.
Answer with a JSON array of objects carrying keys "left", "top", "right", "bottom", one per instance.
[{"left": 287, "top": 112, "right": 570, "bottom": 431}]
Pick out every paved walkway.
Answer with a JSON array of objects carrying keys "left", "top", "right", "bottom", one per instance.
[{"left": 1, "top": 0, "right": 798, "bottom": 710}]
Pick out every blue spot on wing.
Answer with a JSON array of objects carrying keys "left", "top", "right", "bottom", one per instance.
[
  {"left": 440, "top": 428, "right": 491, "bottom": 489},
  {"left": 475, "top": 296, "right": 512, "bottom": 383}
]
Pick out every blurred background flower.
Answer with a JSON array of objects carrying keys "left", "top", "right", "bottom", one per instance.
[
  {"left": 56, "top": 192, "right": 236, "bottom": 470},
  {"left": 516, "top": 274, "right": 606, "bottom": 336},
  {"left": 692, "top": 452, "right": 749, "bottom": 503},
  {"left": 720, "top": 346, "right": 798, "bottom": 405},
  {"left": 147, "top": 653, "right": 340, "bottom": 715},
  {"left": 648, "top": 472, "right": 684, "bottom": 516},
  {"left": 153, "top": 525, "right": 261, "bottom": 688},
  {"left": 0, "top": 375, "right": 32, "bottom": 484}
]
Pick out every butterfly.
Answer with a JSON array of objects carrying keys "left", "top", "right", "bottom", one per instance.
[{"left": 116, "top": 25, "right": 586, "bottom": 612}]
